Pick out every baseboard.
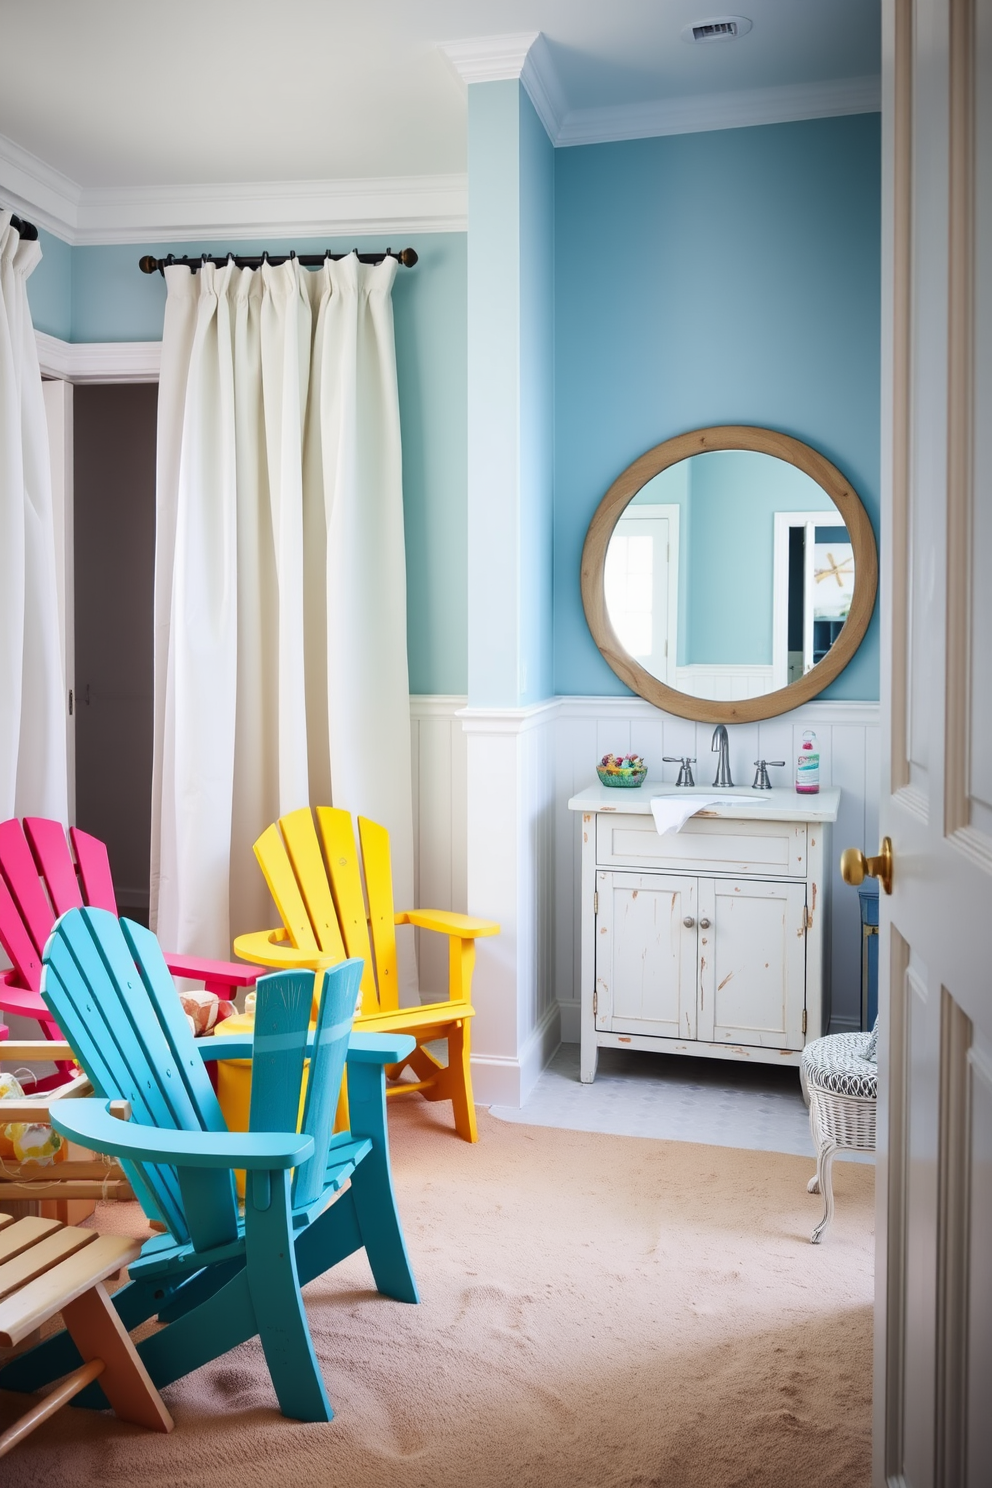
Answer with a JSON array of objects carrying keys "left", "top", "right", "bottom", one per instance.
[
  {"left": 471, "top": 1001, "right": 561, "bottom": 1107},
  {"left": 558, "top": 998, "right": 581, "bottom": 1045}
]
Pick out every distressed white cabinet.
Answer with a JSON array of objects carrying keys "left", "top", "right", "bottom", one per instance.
[{"left": 568, "top": 786, "right": 840, "bottom": 1081}]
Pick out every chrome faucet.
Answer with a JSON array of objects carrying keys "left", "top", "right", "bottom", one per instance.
[{"left": 711, "top": 725, "right": 734, "bottom": 788}]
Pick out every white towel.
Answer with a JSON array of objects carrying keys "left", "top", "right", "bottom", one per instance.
[{"left": 649, "top": 795, "right": 757, "bottom": 835}]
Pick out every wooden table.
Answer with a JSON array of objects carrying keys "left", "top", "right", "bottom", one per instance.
[{"left": 0, "top": 1212, "right": 172, "bottom": 1456}]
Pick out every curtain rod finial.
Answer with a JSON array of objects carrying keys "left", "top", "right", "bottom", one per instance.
[
  {"left": 398, "top": 247, "right": 419, "bottom": 267},
  {"left": 138, "top": 255, "right": 160, "bottom": 275}
]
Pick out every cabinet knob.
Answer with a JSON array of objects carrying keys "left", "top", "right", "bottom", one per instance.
[
  {"left": 683, "top": 915, "right": 695, "bottom": 928},
  {"left": 699, "top": 917, "right": 711, "bottom": 929}
]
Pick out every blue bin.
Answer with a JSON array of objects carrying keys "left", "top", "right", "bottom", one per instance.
[{"left": 859, "top": 882, "right": 879, "bottom": 1030}]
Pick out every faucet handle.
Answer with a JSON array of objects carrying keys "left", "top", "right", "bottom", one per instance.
[
  {"left": 752, "top": 759, "right": 785, "bottom": 790},
  {"left": 663, "top": 755, "right": 696, "bottom": 787}
]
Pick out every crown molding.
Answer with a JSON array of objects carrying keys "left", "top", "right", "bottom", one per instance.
[
  {"left": 555, "top": 73, "right": 882, "bottom": 147},
  {"left": 440, "top": 32, "right": 565, "bottom": 143},
  {"left": 71, "top": 173, "right": 468, "bottom": 244},
  {"left": 36, "top": 331, "right": 161, "bottom": 382},
  {"left": 439, "top": 33, "right": 539, "bottom": 85},
  {"left": 520, "top": 34, "right": 568, "bottom": 143},
  {"left": 1, "top": 129, "right": 467, "bottom": 244},
  {"left": 0, "top": 134, "right": 80, "bottom": 242}
]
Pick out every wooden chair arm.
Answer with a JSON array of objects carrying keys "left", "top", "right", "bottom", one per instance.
[
  {"left": 163, "top": 952, "right": 264, "bottom": 992},
  {"left": 347, "top": 1032, "right": 416, "bottom": 1065},
  {"left": 49, "top": 1099, "right": 313, "bottom": 1171},
  {"left": 1, "top": 1041, "right": 76, "bottom": 1062},
  {"left": 233, "top": 929, "right": 331, "bottom": 971},
  {"left": 204, "top": 1030, "right": 417, "bottom": 1065},
  {"left": 395, "top": 909, "right": 500, "bottom": 938}
]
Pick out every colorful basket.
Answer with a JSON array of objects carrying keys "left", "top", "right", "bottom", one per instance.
[{"left": 596, "top": 766, "right": 647, "bottom": 788}]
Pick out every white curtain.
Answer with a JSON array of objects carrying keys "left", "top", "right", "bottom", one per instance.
[
  {"left": 0, "top": 213, "right": 67, "bottom": 823},
  {"left": 151, "top": 254, "right": 413, "bottom": 961}
]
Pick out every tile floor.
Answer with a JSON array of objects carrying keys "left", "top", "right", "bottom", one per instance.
[{"left": 489, "top": 1043, "right": 874, "bottom": 1164}]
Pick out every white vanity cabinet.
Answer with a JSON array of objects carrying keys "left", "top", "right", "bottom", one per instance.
[{"left": 568, "top": 786, "right": 840, "bottom": 1081}]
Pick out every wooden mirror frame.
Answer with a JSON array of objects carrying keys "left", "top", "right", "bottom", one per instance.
[{"left": 581, "top": 425, "right": 878, "bottom": 724}]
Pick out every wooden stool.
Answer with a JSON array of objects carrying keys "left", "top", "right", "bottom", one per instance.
[{"left": 0, "top": 1212, "right": 173, "bottom": 1456}]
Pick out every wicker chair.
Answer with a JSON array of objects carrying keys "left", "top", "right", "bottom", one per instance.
[{"left": 800, "top": 1021, "right": 877, "bottom": 1243}]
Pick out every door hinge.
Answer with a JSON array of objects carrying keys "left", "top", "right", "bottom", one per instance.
[
  {"left": 593, "top": 991, "right": 598, "bottom": 1017},
  {"left": 802, "top": 904, "right": 811, "bottom": 932},
  {"left": 593, "top": 891, "right": 599, "bottom": 915},
  {"left": 68, "top": 688, "right": 73, "bottom": 716},
  {"left": 802, "top": 1008, "right": 807, "bottom": 1035}
]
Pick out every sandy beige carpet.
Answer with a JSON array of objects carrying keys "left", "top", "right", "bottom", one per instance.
[{"left": 2, "top": 1105, "right": 874, "bottom": 1488}]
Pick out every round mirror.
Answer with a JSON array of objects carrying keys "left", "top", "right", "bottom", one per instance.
[{"left": 581, "top": 426, "right": 877, "bottom": 723}]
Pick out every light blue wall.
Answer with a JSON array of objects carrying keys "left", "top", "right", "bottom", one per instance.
[
  {"left": 28, "top": 231, "right": 468, "bottom": 696},
  {"left": 554, "top": 113, "right": 881, "bottom": 700},
  {"left": 466, "top": 80, "right": 555, "bottom": 707},
  {"left": 467, "top": 82, "right": 522, "bottom": 707},
  {"left": 518, "top": 87, "right": 555, "bottom": 704},
  {"left": 27, "top": 228, "right": 72, "bottom": 340}
]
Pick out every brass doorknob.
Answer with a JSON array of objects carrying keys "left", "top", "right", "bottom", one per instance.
[{"left": 840, "top": 836, "right": 893, "bottom": 896}]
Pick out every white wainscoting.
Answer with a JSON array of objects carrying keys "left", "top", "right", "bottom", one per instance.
[
  {"left": 410, "top": 696, "right": 469, "bottom": 998},
  {"left": 410, "top": 694, "right": 880, "bottom": 1105}
]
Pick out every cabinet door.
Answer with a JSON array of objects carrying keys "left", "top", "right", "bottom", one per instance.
[
  {"left": 595, "top": 871, "right": 698, "bottom": 1039},
  {"left": 696, "top": 878, "right": 807, "bottom": 1050}
]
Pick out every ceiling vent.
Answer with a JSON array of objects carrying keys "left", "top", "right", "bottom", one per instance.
[{"left": 682, "top": 16, "right": 753, "bottom": 42}]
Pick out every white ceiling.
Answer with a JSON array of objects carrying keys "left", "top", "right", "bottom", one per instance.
[{"left": 2, "top": 0, "right": 879, "bottom": 192}]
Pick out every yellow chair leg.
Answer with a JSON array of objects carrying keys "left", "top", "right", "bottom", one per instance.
[{"left": 445, "top": 1020, "right": 478, "bottom": 1144}]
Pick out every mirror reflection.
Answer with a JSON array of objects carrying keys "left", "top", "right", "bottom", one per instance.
[{"left": 603, "top": 450, "right": 854, "bottom": 702}]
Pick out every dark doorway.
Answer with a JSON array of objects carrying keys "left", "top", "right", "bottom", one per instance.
[{"left": 73, "top": 383, "right": 157, "bottom": 924}]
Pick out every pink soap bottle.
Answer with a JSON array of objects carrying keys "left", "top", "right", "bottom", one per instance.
[{"left": 796, "top": 730, "right": 820, "bottom": 794}]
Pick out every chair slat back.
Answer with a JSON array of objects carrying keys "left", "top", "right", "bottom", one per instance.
[
  {"left": 118, "top": 919, "right": 228, "bottom": 1135},
  {"left": 254, "top": 823, "right": 322, "bottom": 954},
  {"left": 0, "top": 819, "right": 56, "bottom": 962},
  {"left": 292, "top": 958, "right": 362, "bottom": 1209},
  {"left": 247, "top": 969, "right": 313, "bottom": 1138},
  {"left": 0, "top": 872, "right": 43, "bottom": 993},
  {"left": 42, "top": 909, "right": 238, "bottom": 1249},
  {"left": 316, "top": 808, "right": 379, "bottom": 1014},
  {"left": 357, "top": 817, "right": 400, "bottom": 1015},
  {"left": 68, "top": 828, "right": 118, "bottom": 911},
  {"left": 24, "top": 818, "right": 83, "bottom": 915},
  {"left": 278, "top": 809, "right": 347, "bottom": 961}
]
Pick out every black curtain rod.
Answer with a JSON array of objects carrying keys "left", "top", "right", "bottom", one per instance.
[
  {"left": 6, "top": 209, "right": 39, "bottom": 241},
  {"left": 139, "top": 246, "right": 418, "bottom": 276}
]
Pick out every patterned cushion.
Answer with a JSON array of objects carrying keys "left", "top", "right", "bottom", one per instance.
[
  {"left": 865, "top": 1016, "right": 879, "bottom": 1063},
  {"left": 801, "top": 1030, "right": 877, "bottom": 1099}
]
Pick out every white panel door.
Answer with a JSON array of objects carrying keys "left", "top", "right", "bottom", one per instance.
[
  {"left": 594, "top": 870, "right": 697, "bottom": 1039},
  {"left": 874, "top": 1, "right": 992, "bottom": 1482},
  {"left": 696, "top": 878, "right": 807, "bottom": 1050}
]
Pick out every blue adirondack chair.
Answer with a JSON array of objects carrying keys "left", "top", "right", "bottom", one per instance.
[{"left": 0, "top": 905, "right": 419, "bottom": 1424}]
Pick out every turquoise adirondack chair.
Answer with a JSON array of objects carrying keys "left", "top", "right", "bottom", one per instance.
[{"left": 0, "top": 906, "right": 419, "bottom": 1424}]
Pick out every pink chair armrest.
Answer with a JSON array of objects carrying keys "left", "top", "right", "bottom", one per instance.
[
  {"left": 0, "top": 979, "right": 48, "bottom": 1019},
  {"left": 163, "top": 953, "right": 264, "bottom": 995}
]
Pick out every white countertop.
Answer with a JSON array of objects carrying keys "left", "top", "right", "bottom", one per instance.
[{"left": 567, "top": 782, "right": 841, "bottom": 824}]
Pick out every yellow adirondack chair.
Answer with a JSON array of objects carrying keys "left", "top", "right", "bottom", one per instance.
[{"left": 233, "top": 807, "right": 499, "bottom": 1142}]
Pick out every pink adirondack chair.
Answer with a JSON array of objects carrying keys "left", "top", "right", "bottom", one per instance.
[{"left": 0, "top": 817, "right": 262, "bottom": 1090}]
